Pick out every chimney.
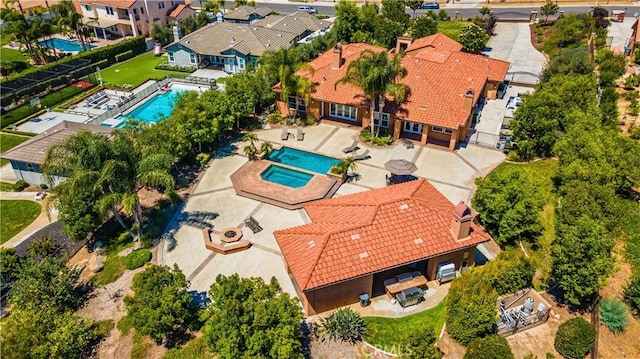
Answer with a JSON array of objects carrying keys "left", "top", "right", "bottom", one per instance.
[
  {"left": 332, "top": 42, "right": 343, "bottom": 70},
  {"left": 395, "top": 36, "right": 413, "bottom": 53},
  {"left": 463, "top": 87, "right": 474, "bottom": 114},
  {"left": 172, "top": 25, "right": 182, "bottom": 42},
  {"left": 451, "top": 201, "right": 473, "bottom": 240}
]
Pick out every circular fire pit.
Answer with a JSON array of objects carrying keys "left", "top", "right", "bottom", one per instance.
[{"left": 219, "top": 227, "right": 243, "bottom": 243}]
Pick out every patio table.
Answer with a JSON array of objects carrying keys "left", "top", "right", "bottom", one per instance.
[{"left": 385, "top": 273, "right": 428, "bottom": 298}]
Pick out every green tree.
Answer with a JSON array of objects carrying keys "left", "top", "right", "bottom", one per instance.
[
  {"left": 373, "top": 17, "right": 406, "bottom": 48},
  {"left": 624, "top": 271, "right": 640, "bottom": 312},
  {"left": 10, "top": 255, "right": 83, "bottom": 312},
  {"left": 320, "top": 307, "right": 367, "bottom": 343},
  {"left": 484, "top": 251, "right": 535, "bottom": 295},
  {"left": 464, "top": 335, "right": 514, "bottom": 359},
  {"left": 51, "top": 0, "right": 90, "bottom": 51},
  {"left": 399, "top": 330, "right": 442, "bottom": 359},
  {"left": 554, "top": 318, "right": 596, "bottom": 359},
  {"left": 226, "top": 68, "right": 275, "bottom": 116},
  {"left": 411, "top": 15, "right": 439, "bottom": 39},
  {"left": 472, "top": 171, "right": 545, "bottom": 245},
  {"left": 0, "top": 306, "right": 100, "bottom": 359},
  {"left": 381, "top": 0, "right": 409, "bottom": 28},
  {"left": 459, "top": 24, "right": 489, "bottom": 54},
  {"left": 0, "top": 247, "right": 22, "bottom": 290},
  {"left": 336, "top": 49, "right": 408, "bottom": 137},
  {"left": 359, "top": 1, "right": 379, "bottom": 35},
  {"left": 151, "top": 24, "right": 173, "bottom": 46},
  {"left": 555, "top": 14, "right": 584, "bottom": 47},
  {"left": 124, "top": 265, "right": 192, "bottom": 344},
  {"left": 202, "top": 274, "right": 303, "bottom": 359},
  {"left": 406, "top": 0, "right": 423, "bottom": 19},
  {"left": 479, "top": 6, "right": 492, "bottom": 19},
  {"left": 446, "top": 269, "right": 498, "bottom": 346},
  {"left": 599, "top": 297, "right": 630, "bottom": 333},
  {"left": 540, "top": 0, "right": 559, "bottom": 22},
  {"left": 333, "top": 0, "right": 362, "bottom": 42},
  {"left": 551, "top": 216, "right": 614, "bottom": 306}
]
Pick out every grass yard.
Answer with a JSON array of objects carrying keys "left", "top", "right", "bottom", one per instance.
[
  {"left": 0, "top": 133, "right": 30, "bottom": 166},
  {"left": 438, "top": 21, "right": 471, "bottom": 42},
  {"left": 0, "top": 46, "right": 31, "bottom": 65},
  {"left": 0, "top": 182, "right": 15, "bottom": 191},
  {"left": 363, "top": 299, "right": 446, "bottom": 354},
  {"left": 92, "top": 230, "right": 136, "bottom": 286},
  {"left": 100, "top": 52, "right": 190, "bottom": 88},
  {"left": 488, "top": 159, "right": 559, "bottom": 288},
  {"left": 0, "top": 200, "right": 42, "bottom": 244}
]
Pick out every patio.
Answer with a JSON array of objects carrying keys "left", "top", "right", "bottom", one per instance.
[{"left": 158, "top": 122, "right": 505, "bottom": 308}]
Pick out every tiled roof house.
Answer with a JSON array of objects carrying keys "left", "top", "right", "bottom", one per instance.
[
  {"left": 223, "top": 5, "right": 273, "bottom": 24},
  {"left": 274, "top": 178, "right": 491, "bottom": 315},
  {"left": 275, "top": 34, "right": 510, "bottom": 150}
]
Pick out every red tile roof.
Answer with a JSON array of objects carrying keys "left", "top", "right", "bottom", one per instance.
[
  {"left": 292, "top": 34, "right": 510, "bottom": 129},
  {"left": 168, "top": 4, "right": 187, "bottom": 18},
  {"left": 274, "top": 179, "right": 491, "bottom": 291}
]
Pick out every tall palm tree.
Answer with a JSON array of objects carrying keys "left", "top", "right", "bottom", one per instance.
[
  {"left": 2, "top": 1, "right": 38, "bottom": 62},
  {"left": 285, "top": 75, "right": 316, "bottom": 122},
  {"left": 336, "top": 50, "right": 409, "bottom": 137},
  {"left": 52, "top": 0, "right": 88, "bottom": 51}
]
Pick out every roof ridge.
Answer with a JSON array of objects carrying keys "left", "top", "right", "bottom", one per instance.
[{"left": 300, "top": 232, "right": 331, "bottom": 289}]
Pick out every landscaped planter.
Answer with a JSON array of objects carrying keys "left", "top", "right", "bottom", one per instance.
[{"left": 327, "top": 170, "right": 347, "bottom": 183}]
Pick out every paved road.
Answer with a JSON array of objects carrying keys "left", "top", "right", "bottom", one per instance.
[{"left": 222, "top": 1, "right": 640, "bottom": 18}]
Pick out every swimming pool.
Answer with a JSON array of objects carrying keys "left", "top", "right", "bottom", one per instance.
[
  {"left": 39, "top": 38, "right": 95, "bottom": 52},
  {"left": 120, "top": 89, "right": 184, "bottom": 124},
  {"left": 261, "top": 165, "right": 313, "bottom": 188},
  {"left": 266, "top": 147, "right": 340, "bottom": 174}
]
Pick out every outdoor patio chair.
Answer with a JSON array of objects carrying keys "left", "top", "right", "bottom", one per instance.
[
  {"left": 342, "top": 140, "right": 359, "bottom": 153},
  {"left": 281, "top": 126, "right": 289, "bottom": 141},
  {"left": 297, "top": 127, "right": 304, "bottom": 141},
  {"left": 245, "top": 216, "right": 263, "bottom": 234},
  {"left": 353, "top": 149, "right": 370, "bottom": 161}
]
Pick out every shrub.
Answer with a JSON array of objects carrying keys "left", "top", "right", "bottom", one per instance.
[
  {"left": 123, "top": 249, "right": 152, "bottom": 270},
  {"left": 115, "top": 50, "right": 134, "bottom": 63},
  {"left": 554, "top": 317, "right": 596, "bottom": 359},
  {"left": 140, "top": 225, "right": 162, "bottom": 248},
  {"left": 437, "top": 10, "right": 450, "bottom": 21},
  {"left": 304, "top": 115, "right": 316, "bottom": 126},
  {"left": 319, "top": 307, "right": 366, "bottom": 343},
  {"left": 39, "top": 183, "right": 48, "bottom": 190},
  {"left": 267, "top": 112, "right": 283, "bottom": 124},
  {"left": 464, "top": 335, "right": 514, "bottom": 359},
  {"left": 196, "top": 153, "right": 211, "bottom": 168},
  {"left": 624, "top": 75, "right": 640, "bottom": 90},
  {"left": 630, "top": 127, "right": 640, "bottom": 140},
  {"left": 12, "top": 180, "right": 28, "bottom": 192},
  {"left": 599, "top": 297, "right": 630, "bottom": 333},
  {"left": 399, "top": 330, "right": 442, "bottom": 359},
  {"left": 154, "top": 62, "right": 197, "bottom": 73}
]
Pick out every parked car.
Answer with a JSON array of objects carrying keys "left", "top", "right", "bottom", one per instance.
[
  {"left": 34, "top": 191, "right": 47, "bottom": 201},
  {"left": 297, "top": 5, "right": 317, "bottom": 14},
  {"left": 420, "top": 2, "right": 440, "bottom": 9}
]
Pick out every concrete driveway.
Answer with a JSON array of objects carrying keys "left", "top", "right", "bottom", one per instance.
[
  {"left": 484, "top": 22, "right": 547, "bottom": 85},
  {"left": 158, "top": 123, "right": 505, "bottom": 300}
]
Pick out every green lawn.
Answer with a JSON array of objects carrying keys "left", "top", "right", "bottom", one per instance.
[
  {"left": 438, "top": 21, "right": 471, "bottom": 42},
  {"left": 0, "top": 133, "right": 30, "bottom": 166},
  {"left": 0, "top": 46, "right": 31, "bottom": 64},
  {"left": 0, "top": 200, "right": 42, "bottom": 244},
  {"left": 0, "top": 182, "right": 14, "bottom": 191},
  {"left": 100, "top": 52, "right": 190, "bottom": 88},
  {"left": 363, "top": 299, "right": 446, "bottom": 354},
  {"left": 487, "top": 159, "right": 559, "bottom": 288}
]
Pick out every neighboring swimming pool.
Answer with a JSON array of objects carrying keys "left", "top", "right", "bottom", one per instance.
[
  {"left": 260, "top": 165, "right": 313, "bottom": 188},
  {"left": 39, "top": 38, "right": 95, "bottom": 52},
  {"left": 119, "top": 89, "right": 184, "bottom": 124},
  {"left": 266, "top": 147, "right": 340, "bottom": 174}
]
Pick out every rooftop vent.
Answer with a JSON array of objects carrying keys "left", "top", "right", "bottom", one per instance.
[
  {"left": 358, "top": 251, "right": 369, "bottom": 259},
  {"left": 308, "top": 240, "right": 316, "bottom": 248},
  {"left": 413, "top": 237, "right": 424, "bottom": 245},
  {"left": 277, "top": 33, "right": 282, "bottom": 37},
  {"left": 399, "top": 203, "right": 409, "bottom": 210},
  {"left": 455, "top": 59, "right": 460, "bottom": 63},
  {"left": 351, "top": 233, "right": 361, "bottom": 240},
  {"left": 226, "top": 27, "right": 232, "bottom": 31},
  {"left": 420, "top": 104, "right": 428, "bottom": 110}
]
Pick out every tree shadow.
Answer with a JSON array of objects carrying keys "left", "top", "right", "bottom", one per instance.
[
  {"left": 164, "top": 326, "right": 194, "bottom": 349},
  {"left": 162, "top": 211, "right": 219, "bottom": 252},
  {"left": 346, "top": 173, "right": 362, "bottom": 183}
]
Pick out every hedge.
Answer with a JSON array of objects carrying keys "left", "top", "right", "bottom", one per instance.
[
  {"left": 115, "top": 50, "right": 134, "bottom": 63},
  {"left": 464, "top": 335, "right": 514, "bottom": 359},
  {"left": 123, "top": 249, "right": 152, "bottom": 270},
  {"left": 154, "top": 62, "right": 197, "bottom": 73},
  {"left": 554, "top": 317, "right": 596, "bottom": 359}
]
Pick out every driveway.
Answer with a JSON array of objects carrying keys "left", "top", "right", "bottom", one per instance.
[
  {"left": 158, "top": 123, "right": 505, "bottom": 301},
  {"left": 484, "top": 22, "right": 547, "bottom": 85},
  {"left": 608, "top": 17, "right": 635, "bottom": 53}
]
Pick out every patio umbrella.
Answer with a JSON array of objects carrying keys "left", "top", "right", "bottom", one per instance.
[{"left": 384, "top": 159, "right": 418, "bottom": 175}]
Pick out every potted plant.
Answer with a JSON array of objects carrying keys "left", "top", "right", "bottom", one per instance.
[{"left": 328, "top": 156, "right": 357, "bottom": 183}]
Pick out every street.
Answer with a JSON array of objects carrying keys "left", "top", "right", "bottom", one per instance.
[{"left": 220, "top": 1, "right": 640, "bottom": 19}]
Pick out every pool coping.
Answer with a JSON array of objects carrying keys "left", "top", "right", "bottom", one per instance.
[{"left": 230, "top": 159, "right": 341, "bottom": 210}]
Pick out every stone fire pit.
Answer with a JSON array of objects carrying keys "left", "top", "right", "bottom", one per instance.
[{"left": 219, "top": 227, "right": 243, "bottom": 243}]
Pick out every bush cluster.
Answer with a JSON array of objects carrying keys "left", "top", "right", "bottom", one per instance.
[
  {"left": 123, "top": 249, "right": 152, "bottom": 270},
  {"left": 115, "top": 50, "right": 134, "bottom": 63},
  {"left": 554, "top": 317, "right": 596, "bottom": 359},
  {"left": 599, "top": 297, "right": 630, "bottom": 333},
  {"left": 154, "top": 62, "right": 197, "bottom": 73},
  {"left": 12, "top": 180, "right": 28, "bottom": 192},
  {"left": 360, "top": 128, "right": 394, "bottom": 146},
  {"left": 464, "top": 335, "right": 514, "bottom": 359}
]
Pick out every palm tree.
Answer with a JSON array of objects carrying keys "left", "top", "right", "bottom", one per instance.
[
  {"left": 260, "top": 141, "right": 273, "bottom": 155},
  {"left": 242, "top": 133, "right": 258, "bottom": 150},
  {"left": 336, "top": 50, "right": 409, "bottom": 138},
  {"left": 52, "top": 0, "right": 89, "bottom": 51},
  {"left": 2, "top": 1, "right": 38, "bottom": 62}
]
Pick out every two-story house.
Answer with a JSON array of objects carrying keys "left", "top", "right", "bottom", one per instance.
[
  {"left": 75, "top": 0, "right": 185, "bottom": 38},
  {"left": 274, "top": 34, "right": 510, "bottom": 150}
]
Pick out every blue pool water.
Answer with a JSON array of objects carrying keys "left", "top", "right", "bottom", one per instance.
[
  {"left": 121, "top": 89, "right": 184, "bottom": 124},
  {"left": 266, "top": 147, "right": 340, "bottom": 174},
  {"left": 261, "top": 165, "right": 313, "bottom": 188},
  {"left": 39, "top": 38, "right": 95, "bottom": 52}
]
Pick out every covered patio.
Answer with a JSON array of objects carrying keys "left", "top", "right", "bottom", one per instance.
[{"left": 84, "top": 18, "right": 134, "bottom": 39}]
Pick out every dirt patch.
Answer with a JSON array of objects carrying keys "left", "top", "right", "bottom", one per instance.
[
  {"left": 138, "top": 187, "right": 165, "bottom": 209},
  {"left": 439, "top": 331, "right": 466, "bottom": 358}
]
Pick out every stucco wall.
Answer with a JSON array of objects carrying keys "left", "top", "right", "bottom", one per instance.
[
  {"left": 425, "top": 247, "right": 476, "bottom": 280},
  {"left": 168, "top": 46, "right": 195, "bottom": 66},
  {"left": 304, "top": 275, "right": 373, "bottom": 315}
]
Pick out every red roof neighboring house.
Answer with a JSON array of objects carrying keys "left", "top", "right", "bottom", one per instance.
[
  {"left": 274, "top": 178, "right": 491, "bottom": 292},
  {"left": 286, "top": 34, "right": 510, "bottom": 130},
  {"left": 168, "top": 4, "right": 196, "bottom": 21}
]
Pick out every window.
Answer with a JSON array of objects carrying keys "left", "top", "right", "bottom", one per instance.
[
  {"left": 189, "top": 53, "right": 196, "bottom": 65},
  {"left": 238, "top": 57, "right": 245, "bottom": 70},
  {"left": 84, "top": 4, "right": 92, "bottom": 11},
  {"left": 288, "top": 96, "right": 306, "bottom": 113},
  {"left": 168, "top": 52, "right": 174, "bottom": 62},
  {"left": 106, "top": 7, "right": 114, "bottom": 15},
  {"left": 158, "top": 1, "right": 165, "bottom": 9},
  {"left": 330, "top": 103, "right": 357, "bottom": 121},
  {"left": 140, "top": 7, "right": 144, "bottom": 14},
  {"left": 373, "top": 112, "right": 390, "bottom": 128},
  {"left": 26, "top": 163, "right": 34, "bottom": 172},
  {"left": 431, "top": 126, "right": 453, "bottom": 135},
  {"left": 403, "top": 121, "right": 423, "bottom": 134},
  {"left": 133, "top": 8, "right": 137, "bottom": 14}
]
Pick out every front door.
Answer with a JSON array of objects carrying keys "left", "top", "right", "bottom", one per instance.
[{"left": 224, "top": 57, "right": 237, "bottom": 73}]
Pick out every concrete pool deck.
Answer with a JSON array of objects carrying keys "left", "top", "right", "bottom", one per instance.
[{"left": 158, "top": 123, "right": 506, "bottom": 301}]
